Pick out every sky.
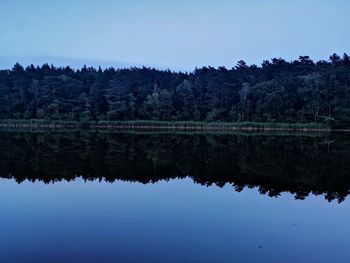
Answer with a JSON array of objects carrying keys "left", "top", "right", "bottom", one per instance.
[{"left": 0, "top": 0, "right": 349, "bottom": 71}]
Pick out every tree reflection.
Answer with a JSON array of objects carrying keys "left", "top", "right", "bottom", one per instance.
[{"left": 1, "top": 131, "right": 350, "bottom": 202}]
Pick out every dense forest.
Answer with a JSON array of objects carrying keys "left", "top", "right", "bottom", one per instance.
[{"left": 1, "top": 53, "right": 350, "bottom": 127}]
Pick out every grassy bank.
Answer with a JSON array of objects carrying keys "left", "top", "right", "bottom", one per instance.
[{"left": 0, "top": 119, "right": 331, "bottom": 132}]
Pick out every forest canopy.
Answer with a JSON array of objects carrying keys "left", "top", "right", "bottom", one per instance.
[{"left": 0, "top": 53, "right": 350, "bottom": 127}]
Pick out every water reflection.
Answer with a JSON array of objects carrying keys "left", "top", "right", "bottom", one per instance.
[{"left": 1, "top": 131, "right": 349, "bottom": 202}]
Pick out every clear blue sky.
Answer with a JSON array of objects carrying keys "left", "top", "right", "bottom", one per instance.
[{"left": 1, "top": 0, "right": 349, "bottom": 71}]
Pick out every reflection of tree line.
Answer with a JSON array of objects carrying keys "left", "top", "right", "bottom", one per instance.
[{"left": 1, "top": 132, "right": 350, "bottom": 202}]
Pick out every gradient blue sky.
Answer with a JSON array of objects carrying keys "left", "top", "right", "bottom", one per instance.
[{"left": 1, "top": 0, "right": 349, "bottom": 70}]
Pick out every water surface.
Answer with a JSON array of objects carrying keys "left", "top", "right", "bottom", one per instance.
[{"left": 0, "top": 131, "right": 349, "bottom": 262}]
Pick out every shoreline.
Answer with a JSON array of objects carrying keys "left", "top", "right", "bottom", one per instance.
[{"left": 0, "top": 120, "right": 338, "bottom": 132}]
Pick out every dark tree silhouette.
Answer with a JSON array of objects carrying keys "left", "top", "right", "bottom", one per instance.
[{"left": 1, "top": 54, "right": 350, "bottom": 127}]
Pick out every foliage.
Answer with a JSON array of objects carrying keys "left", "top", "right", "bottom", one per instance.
[{"left": 1, "top": 54, "right": 350, "bottom": 127}]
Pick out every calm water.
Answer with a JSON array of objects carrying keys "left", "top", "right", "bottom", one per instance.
[{"left": 1, "top": 131, "right": 350, "bottom": 262}]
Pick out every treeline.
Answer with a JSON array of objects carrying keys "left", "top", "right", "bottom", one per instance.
[{"left": 1, "top": 53, "right": 350, "bottom": 127}]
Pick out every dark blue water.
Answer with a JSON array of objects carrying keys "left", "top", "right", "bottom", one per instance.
[
  {"left": 1, "top": 131, "right": 350, "bottom": 262},
  {"left": 1, "top": 178, "right": 350, "bottom": 263}
]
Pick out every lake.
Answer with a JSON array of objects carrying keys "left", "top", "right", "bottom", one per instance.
[{"left": 0, "top": 131, "right": 350, "bottom": 262}]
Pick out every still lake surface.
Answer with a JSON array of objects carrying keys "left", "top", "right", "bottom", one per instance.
[{"left": 0, "top": 131, "right": 350, "bottom": 262}]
